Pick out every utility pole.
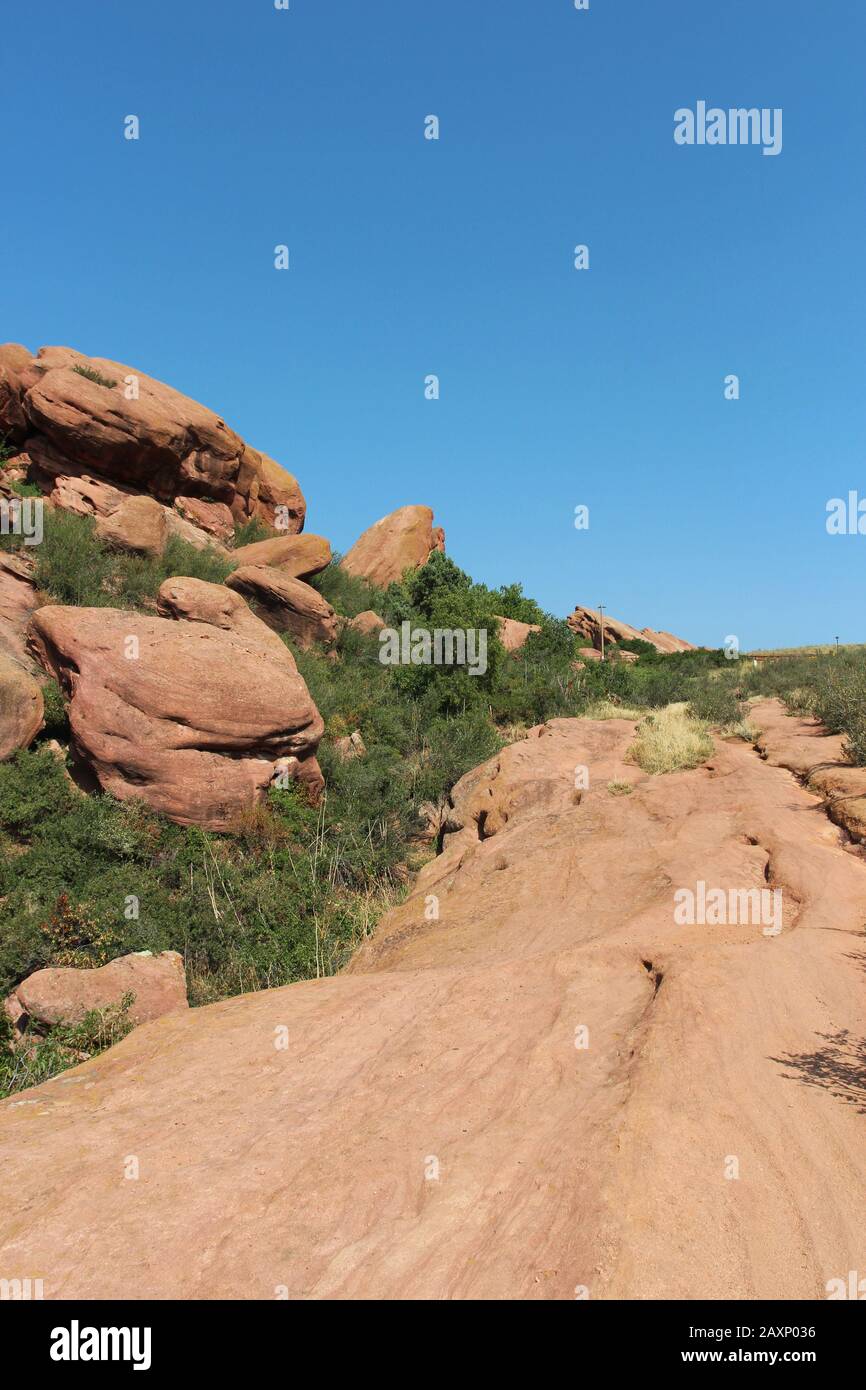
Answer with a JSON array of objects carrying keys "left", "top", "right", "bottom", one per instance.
[{"left": 598, "top": 604, "right": 606, "bottom": 662}]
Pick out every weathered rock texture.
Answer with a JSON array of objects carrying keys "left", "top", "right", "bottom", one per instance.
[
  {"left": 0, "top": 652, "right": 43, "bottom": 759},
  {"left": 751, "top": 697, "right": 866, "bottom": 844},
  {"left": 6, "top": 951, "right": 188, "bottom": 1037},
  {"left": 226, "top": 566, "right": 338, "bottom": 647},
  {"left": 340, "top": 505, "right": 445, "bottom": 588},
  {"left": 231, "top": 533, "right": 331, "bottom": 578},
  {"left": 0, "top": 553, "right": 41, "bottom": 668},
  {"left": 567, "top": 605, "right": 695, "bottom": 654},
  {"left": 1, "top": 702, "right": 864, "bottom": 1299},
  {"left": 94, "top": 494, "right": 168, "bottom": 557},
  {"left": 0, "top": 344, "right": 305, "bottom": 528},
  {"left": 27, "top": 582, "right": 324, "bottom": 829},
  {"left": 173, "top": 496, "right": 235, "bottom": 543}
]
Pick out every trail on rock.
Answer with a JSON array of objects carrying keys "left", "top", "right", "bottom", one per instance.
[{"left": 1, "top": 700, "right": 864, "bottom": 1300}]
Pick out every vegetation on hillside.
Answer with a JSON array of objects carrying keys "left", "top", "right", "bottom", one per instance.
[{"left": 2, "top": 519, "right": 865, "bottom": 1100}]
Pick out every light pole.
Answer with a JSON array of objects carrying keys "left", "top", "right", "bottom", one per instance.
[{"left": 599, "top": 604, "right": 606, "bottom": 662}]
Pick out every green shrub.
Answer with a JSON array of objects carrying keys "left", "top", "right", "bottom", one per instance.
[
  {"left": 39, "top": 679, "right": 69, "bottom": 740},
  {"left": 688, "top": 679, "right": 742, "bottom": 728},
  {"left": 232, "top": 517, "right": 272, "bottom": 548},
  {"left": 0, "top": 993, "right": 135, "bottom": 1100},
  {"left": 21, "top": 509, "right": 233, "bottom": 609},
  {"left": 310, "top": 556, "right": 387, "bottom": 620},
  {"left": 71, "top": 363, "right": 117, "bottom": 388}
]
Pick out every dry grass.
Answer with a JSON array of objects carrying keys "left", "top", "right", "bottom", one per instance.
[
  {"left": 606, "top": 780, "right": 634, "bottom": 796},
  {"left": 627, "top": 704, "right": 714, "bottom": 775},
  {"left": 584, "top": 699, "right": 644, "bottom": 721}
]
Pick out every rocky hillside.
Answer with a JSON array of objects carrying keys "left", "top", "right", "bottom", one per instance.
[
  {"left": 3, "top": 346, "right": 866, "bottom": 1300},
  {"left": 1, "top": 699, "right": 864, "bottom": 1298}
]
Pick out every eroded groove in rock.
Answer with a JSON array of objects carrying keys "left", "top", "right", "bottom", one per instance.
[{"left": 1, "top": 703, "right": 865, "bottom": 1299}]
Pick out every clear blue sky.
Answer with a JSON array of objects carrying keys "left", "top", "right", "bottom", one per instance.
[{"left": 3, "top": 1, "right": 863, "bottom": 648}]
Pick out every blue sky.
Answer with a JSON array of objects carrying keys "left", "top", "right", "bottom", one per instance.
[{"left": 3, "top": 1, "right": 863, "bottom": 648}]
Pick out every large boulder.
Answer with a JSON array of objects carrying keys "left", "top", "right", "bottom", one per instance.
[
  {"left": 348, "top": 609, "right": 386, "bottom": 637},
  {"left": 0, "top": 652, "right": 43, "bottom": 759},
  {"left": 6, "top": 950, "right": 188, "bottom": 1037},
  {"left": 340, "top": 505, "right": 445, "bottom": 588},
  {"left": 27, "top": 584, "right": 325, "bottom": 829},
  {"left": 0, "top": 344, "right": 305, "bottom": 529},
  {"left": 94, "top": 494, "right": 168, "bottom": 557},
  {"left": 231, "top": 533, "right": 331, "bottom": 578},
  {"left": 226, "top": 566, "right": 338, "bottom": 648},
  {"left": 173, "top": 496, "right": 235, "bottom": 543},
  {"left": 0, "top": 552, "right": 41, "bottom": 668},
  {"left": 496, "top": 615, "right": 541, "bottom": 653}
]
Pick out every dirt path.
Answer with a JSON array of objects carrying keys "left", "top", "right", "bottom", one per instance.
[{"left": 1, "top": 701, "right": 864, "bottom": 1299}]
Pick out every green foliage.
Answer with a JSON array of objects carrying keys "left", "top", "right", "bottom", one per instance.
[
  {"left": 687, "top": 678, "right": 743, "bottom": 727},
  {"left": 232, "top": 517, "right": 272, "bottom": 548},
  {"left": 615, "top": 637, "right": 658, "bottom": 659},
  {"left": 807, "top": 657, "right": 866, "bottom": 765},
  {"left": 0, "top": 993, "right": 135, "bottom": 1100},
  {"left": 0, "top": 433, "right": 19, "bottom": 467},
  {"left": 310, "top": 556, "right": 386, "bottom": 620},
  {"left": 16, "top": 509, "right": 234, "bottom": 608},
  {"left": 39, "top": 679, "right": 70, "bottom": 740},
  {"left": 71, "top": 363, "right": 117, "bottom": 388}
]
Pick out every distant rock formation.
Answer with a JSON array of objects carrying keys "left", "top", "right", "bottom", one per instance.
[
  {"left": 340, "top": 505, "right": 445, "bottom": 588},
  {"left": 567, "top": 604, "right": 695, "bottom": 654}
]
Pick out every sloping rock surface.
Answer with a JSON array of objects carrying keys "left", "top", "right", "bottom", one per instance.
[
  {"left": 1, "top": 702, "right": 864, "bottom": 1298},
  {"left": 567, "top": 605, "right": 695, "bottom": 654},
  {"left": 340, "top": 505, "right": 444, "bottom": 588},
  {"left": 226, "top": 566, "right": 338, "bottom": 647}
]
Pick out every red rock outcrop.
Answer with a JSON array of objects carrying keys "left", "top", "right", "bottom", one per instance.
[
  {"left": 226, "top": 566, "right": 338, "bottom": 648},
  {"left": 26, "top": 583, "right": 324, "bottom": 829},
  {"left": 6, "top": 950, "right": 188, "bottom": 1037},
  {"left": 567, "top": 605, "right": 695, "bottom": 654},
  {"left": 641, "top": 627, "right": 696, "bottom": 654},
  {"left": 0, "top": 344, "right": 305, "bottom": 528},
  {"left": 173, "top": 496, "right": 235, "bottom": 543},
  {"left": 348, "top": 609, "right": 386, "bottom": 637},
  {"left": 496, "top": 615, "right": 541, "bottom": 653},
  {"left": 0, "top": 652, "right": 43, "bottom": 759},
  {"left": 94, "top": 494, "right": 168, "bottom": 557},
  {"left": 0, "top": 552, "right": 41, "bottom": 668},
  {"left": 231, "top": 533, "right": 331, "bottom": 578},
  {"left": 2, "top": 708, "right": 865, "bottom": 1298},
  {"left": 340, "top": 505, "right": 445, "bottom": 588}
]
